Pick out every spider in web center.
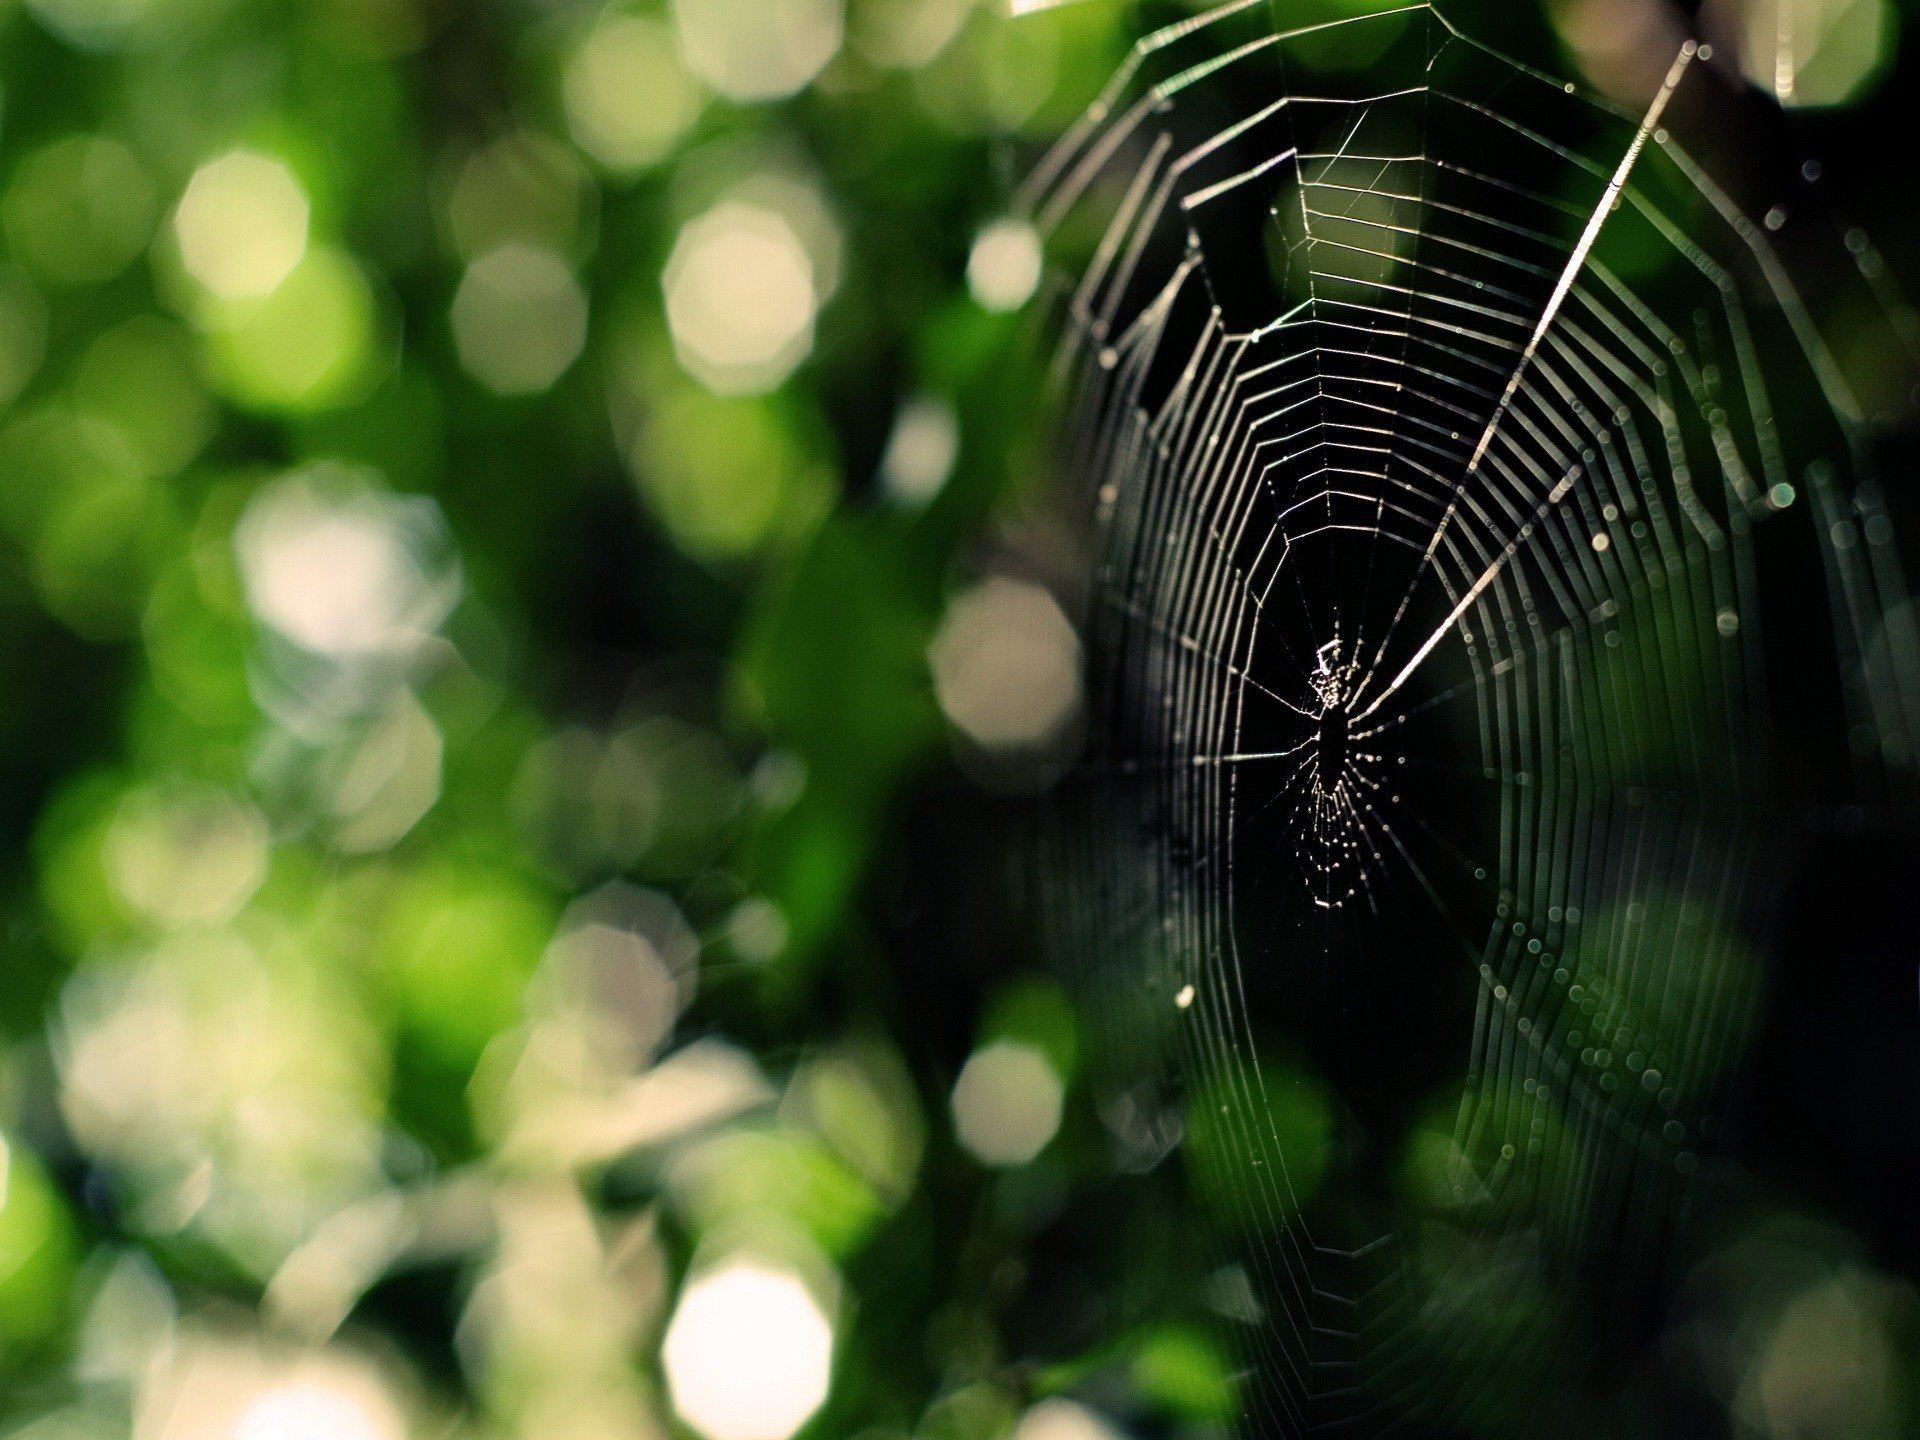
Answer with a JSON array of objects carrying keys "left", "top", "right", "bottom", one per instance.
[
  {"left": 1301, "top": 638, "right": 1373, "bottom": 908},
  {"left": 1309, "top": 639, "right": 1356, "bottom": 794}
]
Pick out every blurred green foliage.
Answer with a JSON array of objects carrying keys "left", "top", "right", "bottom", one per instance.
[
  {"left": 0, "top": 0, "right": 1183, "bottom": 1435},
  {"left": 0, "top": 1, "right": 1917, "bottom": 1439}
]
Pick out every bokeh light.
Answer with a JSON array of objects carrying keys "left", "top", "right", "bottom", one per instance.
[
  {"left": 966, "top": 217, "right": 1042, "bottom": 312},
  {"left": 136, "top": 1338, "right": 409, "bottom": 1440},
  {"left": 950, "top": 1040, "right": 1064, "bottom": 1166},
  {"left": 541, "top": 882, "right": 699, "bottom": 1072},
  {"left": 850, "top": 0, "right": 976, "bottom": 68},
  {"left": 174, "top": 150, "right": 311, "bottom": 300},
  {"left": 451, "top": 244, "right": 590, "bottom": 395},
  {"left": 929, "top": 575, "right": 1083, "bottom": 753},
  {"left": 105, "top": 782, "right": 268, "bottom": 928},
  {"left": 0, "top": 265, "right": 49, "bottom": 406},
  {"left": 670, "top": 0, "right": 845, "bottom": 102},
  {"left": 235, "top": 468, "right": 457, "bottom": 663},
  {"left": 1714, "top": 0, "right": 1898, "bottom": 106},
  {"left": 444, "top": 132, "right": 593, "bottom": 262},
  {"left": 196, "top": 247, "right": 380, "bottom": 412},
  {"left": 316, "top": 690, "right": 446, "bottom": 851},
  {"left": 880, "top": 394, "right": 960, "bottom": 505},
  {"left": 665, "top": 200, "right": 819, "bottom": 394},
  {"left": 1, "top": 134, "right": 155, "bottom": 286},
  {"left": 58, "top": 929, "right": 388, "bottom": 1272},
  {"left": 663, "top": 1257, "right": 835, "bottom": 1440},
  {"left": 26, "top": 0, "right": 182, "bottom": 49},
  {"left": 1014, "top": 1398, "right": 1131, "bottom": 1440},
  {"left": 563, "top": 13, "right": 705, "bottom": 173},
  {"left": 72, "top": 315, "right": 215, "bottom": 477}
]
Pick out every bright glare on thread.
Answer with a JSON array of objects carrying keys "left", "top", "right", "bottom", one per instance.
[{"left": 1723, "top": 0, "right": 1896, "bottom": 106}]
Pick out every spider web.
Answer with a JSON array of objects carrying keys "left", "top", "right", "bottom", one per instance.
[{"left": 1020, "top": 2, "right": 1920, "bottom": 1432}]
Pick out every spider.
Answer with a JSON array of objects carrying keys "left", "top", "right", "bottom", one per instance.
[{"left": 1308, "top": 638, "right": 1359, "bottom": 714}]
